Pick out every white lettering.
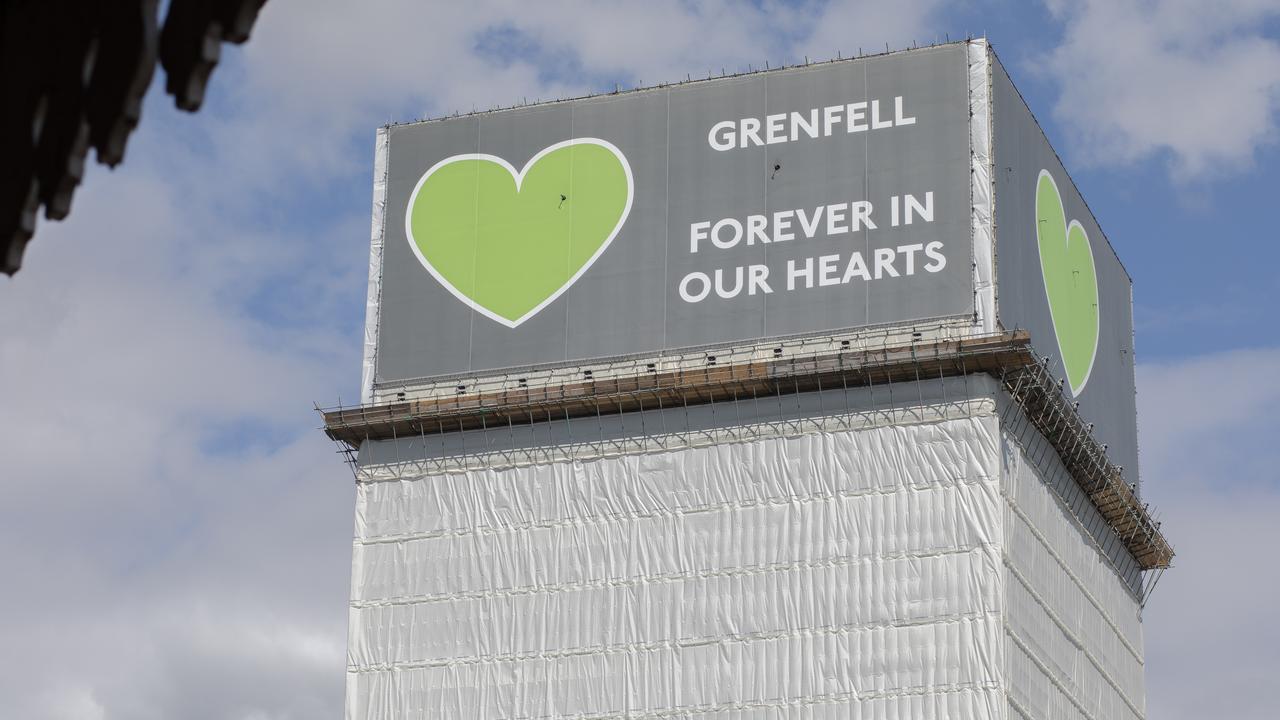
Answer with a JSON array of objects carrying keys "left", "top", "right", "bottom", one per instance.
[
  {"left": 746, "top": 214, "right": 770, "bottom": 245},
  {"left": 850, "top": 201, "right": 876, "bottom": 230},
  {"left": 773, "top": 210, "right": 795, "bottom": 242},
  {"left": 765, "top": 113, "right": 787, "bottom": 144},
  {"left": 822, "top": 104, "right": 844, "bottom": 136},
  {"left": 690, "top": 221, "right": 711, "bottom": 253},
  {"left": 790, "top": 109, "right": 819, "bottom": 141},
  {"left": 924, "top": 241, "right": 947, "bottom": 272},
  {"left": 679, "top": 272, "right": 711, "bottom": 303},
  {"left": 905, "top": 192, "right": 933, "bottom": 224},
  {"left": 870, "top": 99, "right": 892, "bottom": 130},
  {"left": 842, "top": 252, "right": 871, "bottom": 282},
  {"left": 795, "top": 206, "right": 823, "bottom": 238},
  {"left": 826, "top": 203, "right": 848, "bottom": 235},
  {"left": 894, "top": 95, "right": 916, "bottom": 126},
  {"left": 847, "top": 101, "right": 868, "bottom": 132},
  {"left": 711, "top": 218, "right": 743, "bottom": 249},
  {"left": 715, "top": 266, "right": 745, "bottom": 298},
  {"left": 899, "top": 243, "right": 924, "bottom": 275},
  {"left": 708, "top": 96, "right": 916, "bottom": 152},
  {"left": 874, "top": 247, "right": 900, "bottom": 278},
  {"left": 787, "top": 257, "right": 814, "bottom": 290},
  {"left": 708, "top": 120, "right": 736, "bottom": 151},
  {"left": 748, "top": 264, "right": 773, "bottom": 295},
  {"left": 818, "top": 254, "right": 842, "bottom": 286}
]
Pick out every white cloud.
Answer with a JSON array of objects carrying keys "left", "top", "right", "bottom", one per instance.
[
  {"left": 242, "top": 0, "right": 944, "bottom": 126},
  {"left": 0, "top": 2, "right": 947, "bottom": 717},
  {"left": 23, "top": 2, "right": 1279, "bottom": 715},
  {"left": 1137, "top": 347, "right": 1280, "bottom": 720},
  {"left": 801, "top": 0, "right": 946, "bottom": 61},
  {"left": 1041, "top": 0, "right": 1280, "bottom": 180},
  {"left": 8, "top": 1, "right": 1274, "bottom": 715},
  {"left": 43, "top": 689, "right": 105, "bottom": 720}
]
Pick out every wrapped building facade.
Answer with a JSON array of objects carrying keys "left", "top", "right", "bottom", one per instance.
[{"left": 326, "top": 39, "right": 1171, "bottom": 719}]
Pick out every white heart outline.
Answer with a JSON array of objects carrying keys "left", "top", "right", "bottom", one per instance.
[
  {"left": 404, "top": 137, "right": 634, "bottom": 328},
  {"left": 1035, "top": 168, "right": 1100, "bottom": 397}
]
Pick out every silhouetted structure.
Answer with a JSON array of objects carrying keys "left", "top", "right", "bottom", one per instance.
[{"left": 0, "top": 0, "right": 268, "bottom": 275}]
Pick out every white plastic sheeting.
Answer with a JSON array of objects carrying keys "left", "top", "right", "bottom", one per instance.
[
  {"left": 346, "top": 404, "right": 1145, "bottom": 719},
  {"left": 348, "top": 416, "right": 1007, "bottom": 719},
  {"left": 969, "top": 39, "right": 997, "bottom": 334},
  {"left": 361, "top": 127, "right": 389, "bottom": 405},
  {"left": 1002, "top": 429, "right": 1145, "bottom": 720}
]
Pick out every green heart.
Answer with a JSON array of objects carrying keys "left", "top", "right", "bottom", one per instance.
[
  {"left": 1035, "top": 169, "right": 1099, "bottom": 396},
  {"left": 405, "top": 138, "right": 633, "bottom": 327}
]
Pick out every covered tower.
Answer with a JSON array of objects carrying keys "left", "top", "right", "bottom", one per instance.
[{"left": 324, "top": 39, "right": 1172, "bottom": 719}]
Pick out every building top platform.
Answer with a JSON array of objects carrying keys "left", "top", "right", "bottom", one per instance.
[{"left": 322, "top": 330, "right": 1173, "bottom": 572}]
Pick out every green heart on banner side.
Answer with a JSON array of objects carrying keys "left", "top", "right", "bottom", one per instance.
[
  {"left": 1035, "top": 169, "right": 1099, "bottom": 396},
  {"left": 405, "top": 138, "right": 633, "bottom": 327}
]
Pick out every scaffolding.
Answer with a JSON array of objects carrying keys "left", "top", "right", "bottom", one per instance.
[{"left": 321, "top": 329, "right": 1173, "bottom": 581}]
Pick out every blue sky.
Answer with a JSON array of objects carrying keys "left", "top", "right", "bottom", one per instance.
[{"left": 1, "top": 1, "right": 1278, "bottom": 718}]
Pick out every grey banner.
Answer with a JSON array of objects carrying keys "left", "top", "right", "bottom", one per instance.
[
  {"left": 991, "top": 55, "right": 1141, "bottom": 485},
  {"left": 375, "top": 44, "right": 973, "bottom": 383}
]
